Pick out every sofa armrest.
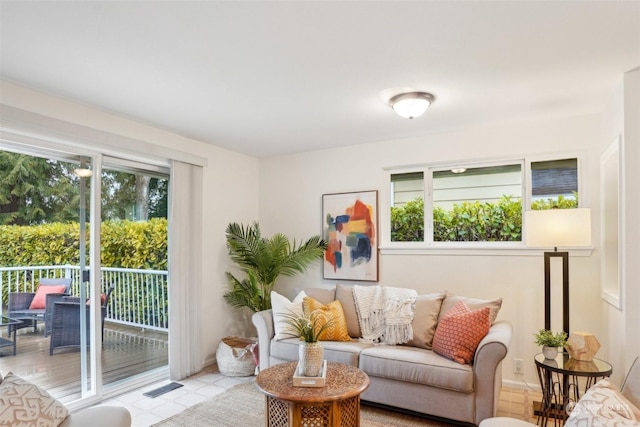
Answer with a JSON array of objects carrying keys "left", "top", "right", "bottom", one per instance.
[
  {"left": 473, "top": 320, "right": 512, "bottom": 424},
  {"left": 59, "top": 406, "right": 131, "bottom": 427},
  {"left": 252, "top": 309, "right": 274, "bottom": 371}
]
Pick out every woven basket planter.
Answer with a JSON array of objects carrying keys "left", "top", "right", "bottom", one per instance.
[{"left": 216, "top": 336, "right": 257, "bottom": 377}]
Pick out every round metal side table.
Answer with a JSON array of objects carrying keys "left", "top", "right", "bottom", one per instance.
[{"left": 534, "top": 353, "right": 612, "bottom": 426}]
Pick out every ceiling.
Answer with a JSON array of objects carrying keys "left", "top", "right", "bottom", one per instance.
[{"left": 1, "top": 1, "right": 639, "bottom": 158}]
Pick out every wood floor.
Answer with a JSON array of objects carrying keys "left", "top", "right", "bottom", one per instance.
[{"left": 0, "top": 322, "right": 168, "bottom": 400}]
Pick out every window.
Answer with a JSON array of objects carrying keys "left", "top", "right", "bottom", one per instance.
[
  {"left": 388, "top": 156, "right": 580, "bottom": 245},
  {"left": 531, "top": 158, "right": 578, "bottom": 209}
]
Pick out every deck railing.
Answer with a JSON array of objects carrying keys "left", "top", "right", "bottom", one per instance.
[{"left": 0, "top": 265, "right": 168, "bottom": 332}]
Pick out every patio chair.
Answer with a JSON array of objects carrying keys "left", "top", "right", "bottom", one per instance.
[
  {"left": 8, "top": 277, "right": 73, "bottom": 335},
  {"left": 49, "top": 285, "right": 114, "bottom": 355}
]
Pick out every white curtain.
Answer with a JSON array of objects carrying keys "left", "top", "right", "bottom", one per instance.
[{"left": 168, "top": 160, "right": 203, "bottom": 379}]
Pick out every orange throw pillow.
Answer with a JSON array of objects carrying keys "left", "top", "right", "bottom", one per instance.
[
  {"left": 302, "top": 297, "right": 351, "bottom": 341},
  {"left": 432, "top": 301, "right": 490, "bottom": 365},
  {"left": 29, "top": 285, "right": 67, "bottom": 309}
]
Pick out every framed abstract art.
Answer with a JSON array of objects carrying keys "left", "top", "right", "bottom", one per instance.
[{"left": 322, "top": 190, "right": 378, "bottom": 281}]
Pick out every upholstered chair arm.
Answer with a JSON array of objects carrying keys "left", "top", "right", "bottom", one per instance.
[
  {"left": 473, "top": 320, "right": 512, "bottom": 424},
  {"left": 59, "top": 406, "right": 131, "bottom": 427},
  {"left": 252, "top": 309, "right": 274, "bottom": 372},
  {"left": 8, "top": 292, "right": 36, "bottom": 311}
]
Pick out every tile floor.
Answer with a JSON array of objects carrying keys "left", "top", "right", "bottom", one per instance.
[{"left": 101, "top": 365, "right": 543, "bottom": 426}]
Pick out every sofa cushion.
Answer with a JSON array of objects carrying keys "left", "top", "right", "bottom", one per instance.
[
  {"left": 0, "top": 372, "right": 69, "bottom": 427},
  {"left": 438, "top": 292, "right": 502, "bottom": 324},
  {"left": 565, "top": 378, "right": 640, "bottom": 426},
  {"left": 302, "top": 297, "right": 351, "bottom": 341},
  {"left": 432, "top": 301, "right": 490, "bottom": 364},
  {"left": 29, "top": 285, "right": 67, "bottom": 309},
  {"left": 359, "top": 345, "right": 474, "bottom": 393},
  {"left": 271, "top": 290, "right": 307, "bottom": 341},
  {"left": 406, "top": 292, "right": 445, "bottom": 349},
  {"left": 336, "top": 284, "right": 361, "bottom": 338},
  {"left": 270, "top": 337, "right": 372, "bottom": 367},
  {"left": 295, "top": 287, "right": 335, "bottom": 305}
]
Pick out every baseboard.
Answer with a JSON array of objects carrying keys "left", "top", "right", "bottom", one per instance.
[{"left": 502, "top": 378, "right": 541, "bottom": 393}]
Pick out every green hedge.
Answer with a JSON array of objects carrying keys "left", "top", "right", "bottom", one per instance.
[
  {"left": 391, "top": 195, "right": 577, "bottom": 242},
  {"left": 0, "top": 219, "right": 167, "bottom": 306},
  {"left": 0, "top": 218, "right": 167, "bottom": 269}
]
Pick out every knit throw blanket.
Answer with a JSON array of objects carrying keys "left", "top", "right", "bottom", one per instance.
[{"left": 353, "top": 285, "right": 418, "bottom": 345}]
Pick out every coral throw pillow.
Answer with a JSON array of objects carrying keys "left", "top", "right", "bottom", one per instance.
[
  {"left": 302, "top": 297, "right": 351, "bottom": 342},
  {"left": 28, "top": 285, "right": 68, "bottom": 309},
  {"left": 432, "top": 301, "right": 490, "bottom": 365}
]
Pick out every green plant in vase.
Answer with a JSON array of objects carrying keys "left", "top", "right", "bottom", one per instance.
[
  {"left": 282, "top": 309, "right": 334, "bottom": 377},
  {"left": 533, "top": 329, "right": 567, "bottom": 359}
]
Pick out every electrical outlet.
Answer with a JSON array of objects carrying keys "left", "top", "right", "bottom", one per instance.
[{"left": 513, "top": 358, "right": 524, "bottom": 375}]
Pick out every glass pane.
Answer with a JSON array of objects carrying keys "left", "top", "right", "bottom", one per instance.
[
  {"left": 100, "top": 166, "right": 169, "bottom": 389},
  {"left": 531, "top": 158, "right": 578, "bottom": 209},
  {"left": 433, "top": 165, "right": 522, "bottom": 242},
  {"left": 0, "top": 151, "right": 96, "bottom": 402},
  {"left": 390, "top": 172, "right": 424, "bottom": 242}
]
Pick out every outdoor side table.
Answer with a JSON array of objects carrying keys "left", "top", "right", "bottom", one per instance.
[
  {"left": 0, "top": 316, "right": 21, "bottom": 356},
  {"left": 256, "top": 361, "right": 370, "bottom": 427},
  {"left": 534, "top": 353, "right": 612, "bottom": 426}
]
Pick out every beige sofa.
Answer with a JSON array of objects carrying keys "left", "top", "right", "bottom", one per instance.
[
  {"left": 252, "top": 285, "right": 512, "bottom": 426},
  {"left": 0, "top": 372, "right": 131, "bottom": 427}
]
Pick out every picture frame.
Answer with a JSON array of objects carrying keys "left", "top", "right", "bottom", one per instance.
[
  {"left": 600, "top": 134, "right": 623, "bottom": 309},
  {"left": 322, "top": 190, "right": 378, "bottom": 281}
]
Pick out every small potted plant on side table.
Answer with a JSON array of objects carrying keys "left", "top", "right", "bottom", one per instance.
[{"left": 534, "top": 329, "right": 568, "bottom": 359}]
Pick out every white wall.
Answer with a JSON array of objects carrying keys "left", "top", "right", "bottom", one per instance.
[
  {"left": 622, "top": 68, "right": 640, "bottom": 375},
  {"left": 259, "top": 114, "right": 608, "bottom": 387},
  {"left": 599, "top": 69, "right": 640, "bottom": 384},
  {"left": 600, "top": 68, "right": 640, "bottom": 384},
  {"left": 0, "top": 80, "right": 261, "bottom": 368}
]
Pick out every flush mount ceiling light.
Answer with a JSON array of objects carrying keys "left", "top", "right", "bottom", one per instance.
[
  {"left": 389, "top": 91, "right": 435, "bottom": 119},
  {"left": 73, "top": 157, "right": 93, "bottom": 178}
]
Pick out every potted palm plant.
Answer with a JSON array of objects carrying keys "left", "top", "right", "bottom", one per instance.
[
  {"left": 534, "top": 329, "right": 567, "bottom": 359},
  {"left": 223, "top": 221, "right": 327, "bottom": 313}
]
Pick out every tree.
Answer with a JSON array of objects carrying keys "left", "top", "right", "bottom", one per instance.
[
  {"left": 0, "top": 152, "right": 79, "bottom": 225},
  {"left": 1, "top": 151, "right": 168, "bottom": 225}
]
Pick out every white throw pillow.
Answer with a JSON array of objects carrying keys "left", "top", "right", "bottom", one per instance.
[
  {"left": 0, "top": 372, "right": 69, "bottom": 427},
  {"left": 271, "top": 290, "right": 307, "bottom": 341}
]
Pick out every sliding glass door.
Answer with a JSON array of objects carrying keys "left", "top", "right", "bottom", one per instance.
[{"left": 0, "top": 147, "right": 169, "bottom": 405}]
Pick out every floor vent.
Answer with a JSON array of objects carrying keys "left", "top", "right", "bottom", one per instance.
[{"left": 143, "top": 382, "right": 183, "bottom": 398}]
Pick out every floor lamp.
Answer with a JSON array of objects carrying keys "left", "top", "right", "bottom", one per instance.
[{"left": 524, "top": 208, "right": 592, "bottom": 336}]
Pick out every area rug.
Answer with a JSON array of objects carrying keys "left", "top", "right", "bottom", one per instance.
[{"left": 152, "top": 381, "right": 457, "bottom": 427}]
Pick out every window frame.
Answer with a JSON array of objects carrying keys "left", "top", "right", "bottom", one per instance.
[{"left": 382, "top": 152, "right": 588, "bottom": 254}]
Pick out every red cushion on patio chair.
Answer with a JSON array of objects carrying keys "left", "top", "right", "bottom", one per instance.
[{"left": 29, "top": 285, "right": 67, "bottom": 309}]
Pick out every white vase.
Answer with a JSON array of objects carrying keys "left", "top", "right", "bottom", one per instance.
[
  {"left": 299, "top": 342, "right": 324, "bottom": 377},
  {"left": 542, "top": 346, "right": 559, "bottom": 359}
]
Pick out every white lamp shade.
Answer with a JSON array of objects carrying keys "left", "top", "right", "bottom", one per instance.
[
  {"left": 524, "top": 208, "right": 592, "bottom": 248},
  {"left": 390, "top": 92, "right": 434, "bottom": 119}
]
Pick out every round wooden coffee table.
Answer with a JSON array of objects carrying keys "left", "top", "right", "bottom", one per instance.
[{"left": 256, "top": 361, "right": 370, "bottom": 427}]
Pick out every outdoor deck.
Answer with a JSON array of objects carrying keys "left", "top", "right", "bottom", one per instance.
[{"left": 0, "top": 322, "right": 168, "bottom": 400}]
